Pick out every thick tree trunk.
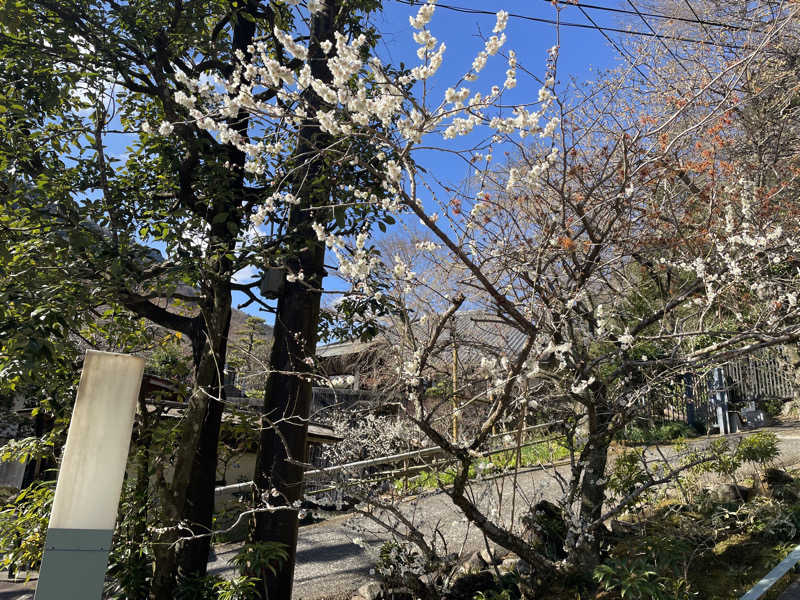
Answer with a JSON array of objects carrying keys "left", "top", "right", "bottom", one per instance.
[
  {"left": 150, "top": 292, "right": 232, "bottom": 599},
  {"left": 249, "top": 3, "right": 336, "bottom": 599},
  {"left": 784, "top": 344, "right": 800, "bottom": 405},
  {"left": 149, "top": 3, "right": 256, "bottom": 594},
  {"left": 565, "top": 388, "right": 612, "bottom": 575},
  {"left": 249, "top": 251, "right": 323, "bottom": 599},
  {"left": 177, "top": 296, "right": 231, "bottom": 575}
]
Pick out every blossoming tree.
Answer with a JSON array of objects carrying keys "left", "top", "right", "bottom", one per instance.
[
  {"left": 1, "top": 0, "right": 388, "bottom": 596},
  {"left": 164, "top": 0, "right": 800, "bottom": 593}
]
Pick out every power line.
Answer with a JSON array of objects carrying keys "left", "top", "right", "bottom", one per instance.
[
  {"left": 546, "top": 0, "right": 759, "bottom": 33},
  {"left": 682, "top": 0, "right": 714, "bottom": 40},
  {"left": 395, "top": 0, "right": 745, "bottom": 50},
  {"left": 574, "top": 3, "right": 657, "bottom": 88},
  {"left": 626, "top": 0, "right": 692, "bottom": 75}
]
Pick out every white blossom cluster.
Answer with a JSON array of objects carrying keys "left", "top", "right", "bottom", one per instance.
[
  {"left": 156, "top": 2, "right": 560, "bottom": 299},
  {"left": 657, "top": 177, "right": 799, "bottom": 325}
]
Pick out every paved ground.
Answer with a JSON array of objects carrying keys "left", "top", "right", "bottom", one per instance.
[
  {"left": 780, "top": 579, "right": 800, "bottom": 599},
  {"left": 5, "top": 424, "right": 800, "bottom": 600},
  {"left": 277, "top": 423, "right": 800, "bottom": 599},
  {"left": 210, "top": 457, "right": 573, "bottom": 599}
]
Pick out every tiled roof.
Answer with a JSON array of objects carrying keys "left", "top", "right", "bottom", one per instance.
[
  {"left": 316, "top": 310, "right": 528, "bottom": 361},
  {"left": 443, "top": 311, "right": 528, "bottom": 356},
  {"left": 316, "top": 339, "right": 378, "bottom": 358}
]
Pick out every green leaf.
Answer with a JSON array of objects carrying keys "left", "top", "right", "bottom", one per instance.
[{"left": 334, "top": 206, "right": 345, "bottom": 229}]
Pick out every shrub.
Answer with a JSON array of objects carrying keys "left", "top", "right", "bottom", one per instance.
[
  {"left": 593, "top": 557, "right": 670, "bottom": 600},
  {"left": 230, "top": 541, "right": 289, "bottom": 580},
  {"left": 607, "top": 449, "right": 650, "bottom": 500},
  {"left": 736, "top": 432, "right": 780, "bottom": 473},
  {"left": 472, "top": 572, "right": 522, "bottom": 600},
  {"left": 618, "top": 421, "right": 696, "bottom": 445},
  {"left": 175, "top": 572, "right": 261, "bottom": 600},
  {"left": 0, "top": 482, "right": 53, "bottom": 574}
]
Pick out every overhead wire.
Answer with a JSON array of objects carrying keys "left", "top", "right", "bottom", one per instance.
[
  {"left": 682, "top": 0, "right": 714, "bottom": 40},
  {"left": 625, "top": 0, "right": 693, "bottom": 75},
  {"left": 395, "top": 0, "right": 746, "bottom": 50},
  {"left": 544, "top": 0, "right": 762, "bottom": 33},
  {"left": 573, "top": 3, "right": 657, "bottom": 88}
]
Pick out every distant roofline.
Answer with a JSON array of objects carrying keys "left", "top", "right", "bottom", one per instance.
[{"left": 316, "top": 339, "right": 380, "bottom": 358}]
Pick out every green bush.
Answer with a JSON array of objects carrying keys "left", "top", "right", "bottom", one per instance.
[
  {"left": 593, "top": 557, "right": 671, "bottom": 600},
  {"left": 736, "top": 432, "right": 780, "bottom": 469},
  {"left": 473, "top": 572, "right": 522, "bottom": 600},
  {"left": 175, "top": 574, "right": 221, "bottom": 600},
  {"left": 618, "top": 421, "right": 697, "bottom": 445},
  {"left": 608, "top": 449, "right": 650, "bottom": 499},
  {"left": 170, "top": 542, "right": 285, "bottom": 600},
  {"left": 760, "top": 397, "right": 784, "bottom": 418},
  {"left": 230, "top": 541, "right": 289, "bottom": 579},
  {"left": 398, "top": 438, "right": 571, "bottom": 492},
  {"left": 0, "top": 482, "right": 53, "bottom": 573},
  {"left": 175, "top": 572, "right": 261, "bottom": 600}
]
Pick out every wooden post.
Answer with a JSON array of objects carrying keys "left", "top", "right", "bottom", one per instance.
[
  {"left": 490, "top": 391, "right": 496, "bottom": 437},
  {"left": 451, "top": 329, "right": 458, "bottom": 442}
]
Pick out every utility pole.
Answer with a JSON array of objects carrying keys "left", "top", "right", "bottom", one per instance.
[{"left": 452, "top": 323, "right": 459, "bottom": 442}]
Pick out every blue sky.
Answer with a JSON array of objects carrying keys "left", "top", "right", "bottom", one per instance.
[{"left": 375, "top": 1, "right": 620, "bottom": 91}]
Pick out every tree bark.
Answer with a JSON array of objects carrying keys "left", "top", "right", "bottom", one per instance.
[
  {"left": 565, "top": 385, "right": 612, "bottom": 574},
  {"left": 784, "top": 344, "right": 800, "bottom": 405},
  {"left": 177, "top": 294, "right": 231, "bottom": 574},
  {"left": 249, "top": 253, "right": 323, "bottom": 600},
  {"left": 249, "top": 2, "right": 337, "bottom": 598},
  {"left": 150, "top": 286, "right": 232, "bottom": 598},
  {"left": 149, "top": 2, "right": 258, "bottom": 593}
]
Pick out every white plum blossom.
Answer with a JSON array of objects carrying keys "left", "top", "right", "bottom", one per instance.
[
  {"left": 329, "top": 375, "right": 355, "bottom": 387},
  {"left": 286, "top": 270, "right": 305, "bottom": 283},
  {"left": 504, "top": 50, "right": 517, "bottom": 89},
  {"left": 161, "top": 1, "right": 562, "bottom": 308},
  {"left": 386, "top": 160, "right": 403, "bottom": 184},
  {"left": 484, "top": 33, "right": 506, "bottom": 56},
  {"left": 272, "top": 27, "right": 308, "bottom": 60},
  {"left": 409, "top": 0, "right": 436, "bottom": 30},
  {"left": 618, "top": 331, "right": 634, "bottom": 349},
  {"left": 541, "top": 116, "right": 560, "bottom": 138},
  {"left": 494, "top": 10, "right": 509, "bottom": 33},
  {"left": 571, "top": 376, "right": 596, "bottom": 395}
]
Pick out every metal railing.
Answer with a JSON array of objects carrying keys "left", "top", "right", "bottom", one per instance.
[
  {"left": 305, "top": 433, "right": 567, "bottom": 498},
  {"left": 214, "top": 420, "right": 564, "bottom": 497},
  {"left": 741, "top": 543, "right": 800, "bottom": 600}
]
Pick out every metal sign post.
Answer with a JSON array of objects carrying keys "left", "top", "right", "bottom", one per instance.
[
  {"left": 711, "top": 367, "right": 731, "bottom": 434},
  {"left": 34, "top": 350, "right": 144, "bottom": 600}
]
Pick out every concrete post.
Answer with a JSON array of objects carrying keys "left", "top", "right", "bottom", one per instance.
[{"left": 34, "top": 350, "right": 144, "bottom": 600}]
